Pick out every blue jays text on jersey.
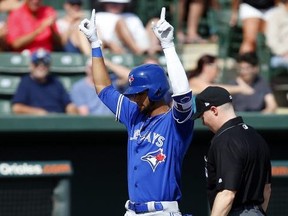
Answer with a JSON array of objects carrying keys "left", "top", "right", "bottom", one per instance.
[{"left": 99, "top": 85, "right": 195, "bottom": 203}]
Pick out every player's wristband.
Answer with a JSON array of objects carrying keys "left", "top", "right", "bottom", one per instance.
[{"left": 92, "top": 47, "right": 103, "bottom": 58}]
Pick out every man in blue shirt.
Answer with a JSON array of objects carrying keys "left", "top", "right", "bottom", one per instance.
[
  {"left": 70, "top": 57, "right": 114, "bottom": 116},
  {"left": 12, "top": 48, "right": 78, "bottom": 115}
]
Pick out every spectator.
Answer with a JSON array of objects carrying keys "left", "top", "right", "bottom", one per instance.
[
  {"left": 56, "top": 0, "right": 91, "bottom": 56},
  {"left": 175, "top": 0, "right": 220, "bottom": 44},
  {"left": 176, "top": 0, "right": 208, "bottom": 43},
  {"left": 230, "top": 0, "right": 277, "bottom": 53},
  {"left": 0, "top": 0, "right": 22, "bottom": 12},
  {"left": 230, "top": 52, "right": 278, "bottom": 113},
  {"left": 95, "top": 0, "right": 160, "bottom": 55},
  {"left": 12, "top": 48, "right": 79, "bottom": 115},
  {"left": 70, "top": 57, "right": 114, "bottom": 116},
  {"left": 188, "top": 54, "right": 254, "bottom": 95},
  {"left": 265, "top": 0, "right": 288, "bottom": 68},
  {"left": 0, "top": 0, "right": 23, "bottom": 51},
  {"left": 6, "top": 0, "right": 62, "bottom": 53},
  {"left": 0, "top": 20, "right": 7, "bottom": 51}
]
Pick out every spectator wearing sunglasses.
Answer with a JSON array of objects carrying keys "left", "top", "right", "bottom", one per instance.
[{"left": 11, "top": 48, "right": 79, "bottom": 115}]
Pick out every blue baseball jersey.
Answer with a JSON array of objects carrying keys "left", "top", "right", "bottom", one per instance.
[{"left": 99, "top": 85, "right": 194, "bottom": 203}]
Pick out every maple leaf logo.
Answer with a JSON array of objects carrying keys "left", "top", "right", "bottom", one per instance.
[{"left": 141, "top": 148, "right": 166, "bottom": 172}]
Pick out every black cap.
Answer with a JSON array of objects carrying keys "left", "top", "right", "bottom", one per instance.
[{"left": 191, "top": 86, "right": 232, "bottom": 120}]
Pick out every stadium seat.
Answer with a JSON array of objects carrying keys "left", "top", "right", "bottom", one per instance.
[
  {"left": 0, "top": 52, "right": 30, "bottom": 74},
  {"left": 56, "top": 9, "right": 91, "bottom": 19},
  {"left": 256, "top": 33, "right": 272, "bottom": 81},
  {"left": 43, "top": 0, "right": 90, "bottom": 10},
  {"left": 0, "top": 11, "right": 7, "bottom": 23},
  {"left": 0, "top": 75, "right": 21, "bottom": 96},
  {"left": 104, "top": 52, "right": 145, "bottom": 68},
  {"left": 0, "top": 74, "right": 16, "bottom": 114},
  {"left": 50, "top": 52, "right": 88, "bottom": 74},
  {"left": 0, "top": 99, "right": 12, "bottom": 114},
  {"left": 134, "top": 0, "right": 174, "bottom": 25},
  {"left": 270, "top": 67, "right": 288, "bottom": 107},
  {"left": 56, "top": 75, "right": 84, "bottom": 92},
  {"left": 216, "top": 10, "right": 243, "bottom": 61}
]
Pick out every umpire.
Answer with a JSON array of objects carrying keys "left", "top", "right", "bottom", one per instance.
[{"left": 192, "top": 86, "right": 272, "bottom": 216}]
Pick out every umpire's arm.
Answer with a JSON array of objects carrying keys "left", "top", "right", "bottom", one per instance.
[
  {"left": 210, "top": 189, "right": 236, "bottom": 216},
  {"left": 262, "top": 183, "right": 271, "bottom": 212}
]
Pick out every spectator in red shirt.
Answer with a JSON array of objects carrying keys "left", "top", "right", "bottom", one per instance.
[
  {"left": 0, "top": 0, "right": 23, "bottom": 51},
  {"left": 6, "top": 0, "right": 62, "bottom": 53}
]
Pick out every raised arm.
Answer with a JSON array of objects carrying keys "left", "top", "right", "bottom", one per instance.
[
  {"left": 79, "top": 9, "right": 111, "bottom": 94},
  {"left": 151, "top": 7, "right": 190, "bottom": 96}
]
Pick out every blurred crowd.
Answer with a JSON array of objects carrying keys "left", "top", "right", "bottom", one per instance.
[{"left": 0, "top": 0, "right": 287, "bottom": 116}]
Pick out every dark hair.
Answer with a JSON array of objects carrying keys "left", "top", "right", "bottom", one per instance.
[
  {"left": 236, "top": 52, "right": 258, "bottom": 66},
  {"left": 188, "top": 54, "right": 216, "bottom": 79}
]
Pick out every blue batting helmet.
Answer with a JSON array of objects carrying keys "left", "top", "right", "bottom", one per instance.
[{"left": 124, "top": 64, "right": 170, "bottom": 101}]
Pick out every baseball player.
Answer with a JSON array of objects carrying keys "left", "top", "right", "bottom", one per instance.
[{"left": 79, "top": 7, "right": 195, "bottom": 216}]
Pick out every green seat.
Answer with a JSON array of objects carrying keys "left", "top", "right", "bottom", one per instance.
[
  {"left": 56, "top": 75, "right": 84, "bottom": 92},
  {"left": 43, "top": 0, "right": 90, "bottom": 10},
  {"left": 134, "top": 0, "right": 174, "bottom": 25},
  {"left": 0, "top": 52, "right": 30, "bottom": 74},
  {"left": 215, "top": 8, "right": 243, "bottom": 60},
  {"left": 0, "top": 11, "right": 7, "bottom": 23},
  {"left": 270, "top": 70, "right": 288, "bottom": 107},
  {"left": 256, "top": 33, "right": 272, "bottom": 81},
  {"left": 56, "top": 9, "right": 91, "bottom": 19},
  {"left": 0, "top": 75, "right": 21, "bottom": 96},
  {"left": 104, "top": 52, "right": 145, "bottom": 68},
  {"left": 0, "top": 99, "right": 12, "bottom": 114},
  {"left": 50, "top": 52, "right": 87, "bottom": 74},
  {"left": 103, "top": 51, "right": 170, "bottom": 80}
]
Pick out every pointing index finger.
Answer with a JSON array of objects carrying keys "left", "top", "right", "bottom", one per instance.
[
  {"left": 160, "top": 7, "right": 166, "bottom": 21},
  {"left": 90, "top": 9, "right": 95, "bottom": 24}
]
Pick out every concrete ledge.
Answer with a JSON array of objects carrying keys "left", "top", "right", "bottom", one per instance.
[{"left": 0, "top": 113, "right": 287, "bottom": 132}]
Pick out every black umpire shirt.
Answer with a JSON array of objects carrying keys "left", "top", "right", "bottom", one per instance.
[{"left": 205, "top": 116, "right": 271, "bottom": 210}]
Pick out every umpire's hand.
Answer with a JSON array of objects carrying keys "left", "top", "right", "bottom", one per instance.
[{"left": 152, "top": 7, "right": 175, "bottom": 49}]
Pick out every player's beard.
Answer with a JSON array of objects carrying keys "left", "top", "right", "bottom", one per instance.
[{"left": 142, "top": 100, "right": 156, "bottom": 116}]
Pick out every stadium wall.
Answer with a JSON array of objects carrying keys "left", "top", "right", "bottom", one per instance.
[{"left": 0, "top": 113, "right": 287, "bottom": 216}]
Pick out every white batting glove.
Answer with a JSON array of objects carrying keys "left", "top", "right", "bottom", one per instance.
[
  {"left": 79, "top": 9, "right": 101, "bottom": 48},
  {"left": 152, "top": 7, "right": 175, "bottom": 49}
]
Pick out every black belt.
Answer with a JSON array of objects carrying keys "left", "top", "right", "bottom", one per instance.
[
  {"left": 128, "top": 201, "right": 163, "bottom": 214},
  {"left": 231, "top": 205, "right": 266, "bottom": 215}
]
